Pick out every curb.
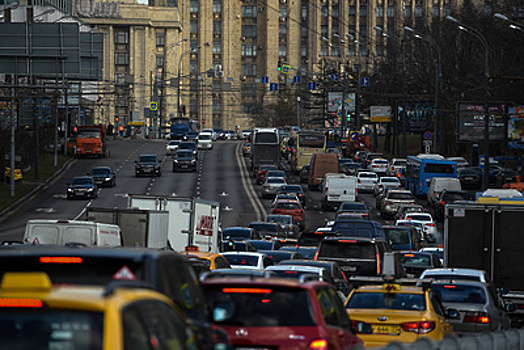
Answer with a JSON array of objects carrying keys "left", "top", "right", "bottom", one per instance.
[{"left": 0, "top": 157, "right": 77, "bottom": 223}]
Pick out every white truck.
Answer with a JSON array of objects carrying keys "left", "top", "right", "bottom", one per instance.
[
  {"left": 86, "top": 207, "right": 169, "bottom": 248},
  {"left": 128, "top": 195, "right": 221, "bottom": 253},
  {"left": 320, "top": 173, "right": 358, "bottom": 211},
  {"left": 23, "top": 219, "right": 122, "bottom": 246}
]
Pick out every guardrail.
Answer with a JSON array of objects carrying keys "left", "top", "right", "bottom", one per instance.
[{"left": 379, "top": 328, "right": 524, "bottom": 350}]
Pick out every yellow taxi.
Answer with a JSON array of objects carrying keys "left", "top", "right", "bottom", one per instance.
[
  {"left": 4, "top": 167, "right": 22, "bottom": 181},
  {"left": 344, "top": 282, "right": 456, "bottom": 348},
  {"left": 182, "top": 249, "right": 232, "bottom": 270},
  {"left": 0, "top": 272, "right": 199, "bottom": 349}
]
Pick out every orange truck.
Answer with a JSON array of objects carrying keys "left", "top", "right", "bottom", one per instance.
[{"left": 75, "top": 125, "right": 107, "bottom": 157}]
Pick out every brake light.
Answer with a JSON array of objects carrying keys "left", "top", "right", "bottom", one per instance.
[
  {"left": 401, "top": 321, "right": 435, "bottom": 334},
  {"left": 39, "top": 257, "right": 83, "bottom": 264},
  {"left": 314, "top": 250, "right": 319, "bottom": 260},
  {"left": 443, "top": 285, "right": 456, "bottom": 289},
  {"left": 426, "top": 223, "right": 435, "bottom": 227},
  {"left": 308, "top": 339, "right": 328, "bottom": 350},
  {"left": 340, "top": 239, "right": 357, "bottom": 243},
  {"left": 222, "top": 288, "right": 272, "bottom": 294},
  {"left": 284, "top": 271, "right": 299, "bottom": 274},
  {"left": 376, "top": 253, "right": 381, "bottom": 274},
  {"left": 440, "top": 201, "right": 445, "bottom": 205},
  {"left": 404, "top": 253, "right": 415, "bottom": 257},
  {"left": 0, "top": 298, "right": 43, "bottom": 308},
  {"left": 464, "top": 313, "right": 490, "bottom": 324}
]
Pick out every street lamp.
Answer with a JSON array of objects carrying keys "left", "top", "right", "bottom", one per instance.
[
  {"left": 494, "top": 13, "right": 524, "bottom": 33},
  {"left": 374, "top": 26, "right": 407, "bottom": 158},
  {"left": 346, "top": 33, "right": 362, "bottom": 131},
  {"left": 404, "top": 26, "right": 443, "bottom": 154},
  {"left": 446, "top": 15, "right": 490, "bottom": 190}
]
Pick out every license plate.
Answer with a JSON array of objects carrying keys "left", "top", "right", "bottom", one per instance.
[
  {"left": 465, "top": 177, "right": 473, "bottom": 180},
  {"left": 181, "top": 165, "right": 188, "bottom": 168},
  {"left": 372, "top": 325, "right": 401, "bottom": 335},
  {"left": 342, "top": 266, "right": 357, "bottom": 272}
]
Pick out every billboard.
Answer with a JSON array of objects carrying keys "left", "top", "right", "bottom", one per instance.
[
  {"left": 508, "top": 106, "right": 524, "bottom": 141},
  {"left": 398, "top": 101, "right": 434, "bottom": 132},
  {"left": 457, "top": 102, "right": 506, "bottom": 142},
  {"left": 327, "top": 92, "right": 355, "bottom": 113}
]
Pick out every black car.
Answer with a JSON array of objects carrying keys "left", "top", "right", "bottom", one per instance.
[
  {"left": 135, "top": 154, "right": 162, "bottom": 177},
  {"left": 178, "top": 141, "right": 198, "bottom": 159},
  {"left": 66, "top": 176, "right": 97, "bottom": 199},
  {"left": 299, "top": 164, "right": 310, "bottom": 183},
  {"left": 173, "top": 150, "right": 197, "bottom": 172},
  {"left": 434, "top": 190, "right": 473, "bottom": 221},
  {"left": 87, "top": 166, "right": 116, "bottom": 187},
  {"left": 248, "top": 222, "right": 286, "bottom": 239},
  {"left": 397, "top": 251, "right": 443, "bottom": 278}
]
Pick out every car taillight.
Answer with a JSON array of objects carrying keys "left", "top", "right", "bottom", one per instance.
[
  {"left": 376, "top": 253, "right": 381, "bottom": 274},
  {"left": 440, "top": 201, "right": 445, "bottom": 206},
  {"left": 401, "top": 321, "right": 435, "bottom": 334},
  {"left": 351, "top": 320, "right": 373, "bottom": 334},
  {"left": 362, "top": 213, "right": 369, "bottom": 217},
  {"left": 308, "top": 339, "right": 328, "bottom": 350},
  {"left": 426, "top": 223, "right": 435, "bottom": 227},
  {"left": 385, "top": 201, "right": 393, "bottom": 206},
  {"left": 464, "top": 313, "right": 490, "bottom": 324},
  {"left": 263, "top": 185, "right": 269, "bottom": 189}
]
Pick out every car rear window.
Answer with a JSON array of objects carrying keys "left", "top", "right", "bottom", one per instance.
[
  {"left": 431, "top": 284, "right": 487, "bottom": 304},
  {"left": 276, "top": 202, "right": 301, "bottom": 210},
  {"left": 139, "top": 156, "right": 158, "bottom": 163},
  {"left": 389, "top": 192, "right": 414, "bottom": 200},
  {"left": 340, "top": 203, "right": 367, "bottom": 211},
  {"left": 359, "top": 173, "right": 377, "bottom": 179},
  {"left": 405, "top": 214, "right": 431, "bottom": 221},
  {"left": 318, "top": 241, "right": 376, "bottom": 259},
  {"left": 205, "top": 286, "right": 315, "bottom": 327},
  {"left": 267, "top": 178, "right": 286, "bottom": 184},
  {"left": 250, "top": 224, "right": 278, "bottom": 233},
  {"left": 347, "top": 292, "right": 426, "bottom": 311},
  {"left": 400, "top": 253, "right": 431, "bottom": 267},
  {"left": 385, "top": 229, "right": 410, "bottom": 244},
  {"left": 224, "top": 229, "right": 251, "bottom": 239},
  {"left": 331, "top": 222, "right": 375, "bottom": 238},
  {"left": 223, "top": 255, "right": 259, "bottom": 267}
]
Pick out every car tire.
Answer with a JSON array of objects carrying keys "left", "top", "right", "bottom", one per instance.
[{"left": 157, "top": 172, "right": 162, "bottom": 177}]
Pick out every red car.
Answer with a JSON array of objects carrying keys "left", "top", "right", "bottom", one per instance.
[
  {"left": 201, "top": 278, "right": 364, "bottom": 350},
  {"left": 271, "top": 199, "right": 306, "bottom": 231},
  {"left": 256, "top": 164, "right": 279, "bottom": 184}
]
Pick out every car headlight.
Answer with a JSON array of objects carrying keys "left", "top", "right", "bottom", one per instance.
[
  {"left": 87, "top": 187, "right": 94, "bottom": 192},
  {"left": 191, "top": 159, "right": 196, "bottom": 164},
  {"left": 173, "top": 160, "right": 179, "bottom": 163},
  {"left": 67, "top": 188, "right": 73, "bottom": 192},
  {"left": 105, "top": 177, "right": 111, "bottom": 180}
]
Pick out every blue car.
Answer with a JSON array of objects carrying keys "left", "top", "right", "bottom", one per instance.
[{"left": 67, "top": 176, "right": 97, "bottom": 199}]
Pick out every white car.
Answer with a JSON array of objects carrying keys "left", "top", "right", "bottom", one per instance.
[
  {"left": 197, "top": 132, "right": 213, "bottom": 150},
  {"left": 398, "top": 212, "right": 437, "bottom": 240},
  {"left": 165, "top": 140, "right": 180, "bottom": 155},
  {"left": 388, "top": 158, "right": 407, "bottom": 178},
  {"left": 373, "top": 176, "right": 402, "bottom": 195},
  {"left": 202, "top": 128, "right": 217, "bottom": 141},
  {"left": 418, "top": 248, "right": 444, "bottom": 265},
  {"left": 221, "top": 252, "right": 274, "bottom": 269},
  {"left": 368, "top": 158, "right": 390, "bottom": 175},
  {"left": 262, "top": 177, "right": 287, "bottom": 199},
  {"left": 447, "top": 156, "right": 469, "bottom": 169},
  {"left": 395, "top": 219, "right": 435, "bottom": 243},
  {"left": 356, "top": 172, "right": 378, "bottom": 193}
]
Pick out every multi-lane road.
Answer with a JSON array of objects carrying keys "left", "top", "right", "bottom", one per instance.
[{"left": 0, "top": 138, "right": 443, "bottom": 244}]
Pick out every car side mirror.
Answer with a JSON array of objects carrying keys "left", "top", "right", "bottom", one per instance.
[
  {"left": 446, "top": 308, "right": 460, "bottom": 319},
  {"left": 498, "top": 287, "right": 509, "bottom": 296},
  {"left": 134, "top": 160, "right": 137, "bottom": 163},
  {"left": 505, "top": 303, "right": 517, "bottom": 312}
]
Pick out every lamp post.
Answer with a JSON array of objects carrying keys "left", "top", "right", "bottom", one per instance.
[
  {"left": 176, "top": 46, "right": 201, "bottom": 118},
  {"left": 446, "top": 15, "right": 490, "bottom": 190},
  {"left": 374, "top": 26, "right": 407, "bottom": 158},
  {"left": 494, "top": 13, "right": 524, "bottom": 33},
  {"left": 346, "top": 34, "right": 362, "bottom": 132},
  {"left": 404, "top": 26, "right": 443, "bottom": 154}
]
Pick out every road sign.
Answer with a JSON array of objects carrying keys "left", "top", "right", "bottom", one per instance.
[
  {"left": 202, "top": 119, "right": 206, "bottom": 125},
  {"left": 331, "top": 74, "right": 339, "bottom": 82},
  {"left": 423, "top": 130, "right": 433, "bottom": 140},
  {"left": 361, "top": 77, "right": 370, "bottom": 87},
  {"left": 282, "top": 64, "right": 291, "bottom": 74},
  {"left": 262, "top": 76, "right": 269, "bottom": 83},
  {"left": 293, "top": 76, "right": 301, "bottom": 83},
  {"left": 308, "top": 82, "right": 316, "bottom": 90},
  {"left": 423, "top": 140, "right": 432, "bottom": 154},
  {"left": 269, "top": 83, "right": 278, "bottom": 91},
  {"left": 149, "top": 101, "right": 158, "bottom": 111},
  {"left": 349, "top": 130, "right": 361, "bottom": 142}
]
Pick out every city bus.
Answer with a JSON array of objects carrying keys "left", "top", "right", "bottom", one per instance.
[
  {"left": 289, "top": 131, "right": 327, "bottom": 174},
  {"left": 169, "top": 117, "right": 199, "bottom": 139},
  {"left": 405, "top": 154, "right": 458, "bottom": 196}
]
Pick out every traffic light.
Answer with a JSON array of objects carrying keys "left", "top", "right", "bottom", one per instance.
[
  {"left": 346, "top": 113, "right": 352, "bottom": 124},
  {"left": 114, "top": 116, "right": 119, "bottom": 123},
  {"left": 277, "top": 60, "right": 282, "bottom": 72},
  {"left": 153, "top": 110, "right": 158, "bottom": 120}
]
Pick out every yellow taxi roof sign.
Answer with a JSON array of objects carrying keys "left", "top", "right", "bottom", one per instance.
[
  {"left": 382, "top": 283, "right": 401, "bottom": 292},
  {"left": 1, "top": 272, "right": 52, "bottom": 293}
]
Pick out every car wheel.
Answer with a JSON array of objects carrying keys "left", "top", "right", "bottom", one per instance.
[{"left": 157, "top": 172, "right": 162, "bottom": 177}]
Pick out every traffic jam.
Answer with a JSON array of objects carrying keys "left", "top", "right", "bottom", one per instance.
[{"left": 1, "top": 126, "right": 523, "bottom": 350}]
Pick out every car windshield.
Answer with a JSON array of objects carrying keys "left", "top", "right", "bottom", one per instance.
[
  {"left": 168, "top": 141, "right": 180, "bottom": 146},
  {"left": 224, "top": 229, "right": 250, "bottom": 239},
  {"left": 267, "top": 171, "right": 286, "bottom": 177},
  {"left": 400, "top": 253, "right": 432, "bottom": 266},
  {"left": 374, "top": 160, "right": 389, "bottom": 165},
  {"left": 199, "top": 134, "right": 211, "bottom": 140},
  {"left": 90, "top": 168, "right": 110, "bottom": 175},
  {"left": 223, "top": 255, "right": 259, "bottom": 267},
  {"left": 176, "top": 151, "right": 193, "bottom": 158},
  {"left": 393, "top": 160, "right": 407, "bottom": 166},
  {"left": 431, "top": 284, "right": 487, "bottom": 304},
  {"left": 205, "top": 287, "right": 315, "bottom": 327},
  {"left": 267, "top": 216, "right": 291, "bottom": 225},
  {"left": 281, "top": 186, "right": 302, "bottom": 192},
  {"left": 71, "top": 178, "right": 93, "bottom": 185},
  {"left": 319, "top": 241, "right": 375, "bottom": 259},
  {"left": 347, "top": 292, "right": 426, "bottom": 311},
  {"left": 250, "top": 224, "right": 278, "bottom": 233},
  {"left": 275, "top": 202, "right": 301, "bottom": 210},
  {"left": 385, "top": 229, "right": 410, "bottom": 244},
  {"left": 138, "top": 156, "right": 158, "bottom": 163},
  {"left": 0, "top": 311, "right": 103, "bottom": 349},
  {"left": 331, "top": 222, "right": 375, "bottom": 237},
  {"left": 340, "top": 203, "right": 367, "bottom": 211}
]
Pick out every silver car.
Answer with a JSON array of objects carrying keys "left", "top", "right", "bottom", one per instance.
[
  {"left": 266, "top": 214, "right": 300, "bottom": 238},
  {"left": 261, "top": 177, "right": 287, "bottom": 199},
  {"left": 431, "top": 281, "right": 513, "bottom": 334}
]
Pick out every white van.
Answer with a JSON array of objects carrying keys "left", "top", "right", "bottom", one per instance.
[
  {"left": 427, "top": 177, "right": 462, "bottom": 207},
  {"left": 197, "top": 132, "right": 213, "bottom": 150},
  {"left": 321, "top": 173, "right": 358, "bottom": 211},
  {"left": 23, "top": 220, "right": 122, "bottom": 247}
]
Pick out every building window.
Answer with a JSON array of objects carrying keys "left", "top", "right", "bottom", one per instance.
[
  {"left": 115, "top": 52, "right": 129, "bottom": 65},
  {"left": 190, "top": 40, "right": 198, "bottom": 49},
  {"left": 301, "top": 44, "right": 307, "bottom": 58},
  {"left": 241, "top": 84, "right": 256, "bottom": 97},
  {"left": 443, "top": 5, "right": 450, "bottom": 16},
  {"left": 301, "top": 4, "right": 307, "bottom": 18},
  {"left": 213, "top": 103, "right": 221, "bottom": 114},
  {"left": 114, "top": 31, "right": 129, "bottom": 44},
  {"left": 241, "top": 44, "right": 256, "bottom": 57},
  {"left": 279, "top": 43, "right": 287, "bottom": 57},
  {"left": 156, "top": 32, "right": 165, "bottom": 46},
  {"left": 212, "top": 80, "right": 221, "bottom": 92},
  {"left": 348, "top": 5, "right": 356, "bottom": 17},
  {"left": 404, "top": 5, "right": 412, "bottom": 17},
  {"left": 242, "top": 5, "right": 257, "bottom": 17},
  {"left": 388, "top": 5, "right": 394, "bottom": 17},
  {"left": 415, "top": 5, "right": 422, "bottom": 17},
  {"left": 321, "top": 25, "right": 328, "bottom": 36},
  {"left": 167, "top": 0, "right": 177, "bottom": 7},
  {"left": 213, "top": 21, "right": 221, "bottom": 34},
  {"left": 359, "top": 42, "right": 367, "bottom": 56},
  {"left": 279, "top": 4, "right": 287, "bottom": 17},
  {"left": 190, "top": 60, "right": 198, "bottom": 74},
  {"left": 115, "top": 73, "right": 125, "bottom": 85},
  {"left": 241, "top": 103, "right": 254, "bottom": 114},
  {"left": 359, "top": 25, "right": 366, "bottom": 37},
  {"left": 241, "top": 25, "right": 257, "bottom": 38},
  {"left": 300, "top": 26, "right": 307, "bottom": 38},
  {"left": 359, "top": 5, "right": 367, "bottom": 17},
  {"left": 432, "top": 5, "right": 439, "bottom": 17},
  {"left": 332, "top": 46, "right": 339, "bottom": 57},
  {"left": 213, "top": 41, "right": 222, "bottom": 53},
  {"left": 320, "top": 43, "right": 328, "bottom": 56},
  {"left": 213, "top": 0, "right": 221, "bottom": 12},
  {"left": 190, "top": 20, "right": 198, "bottom": 33},
  {"left": 321, "top": 5, "right": 328, "bottom": 17},
  {"left": 279, "top": 24, "right": 287, "bottom": 36},
  {"left": 241, "top": 64, "right": 256, "bottom": 76},
  {"left": 332, "top": 5, "right": 339, "bottom": 17},
  {"left": 332, "top": 24, "right": 339, "bottom": 36},
  {"left": 376, "top": 6, "right": 383, "bottom": 17},
  {"left": 190, "top": 0, "right": 198, "bottom": 12},
  {"left": 156, "top": 54, "right": 164, "bottom": 67}
]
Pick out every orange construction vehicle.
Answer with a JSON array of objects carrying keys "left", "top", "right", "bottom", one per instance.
[{"left": 75, "top": 125, "right": 107, "bottom": 157}]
